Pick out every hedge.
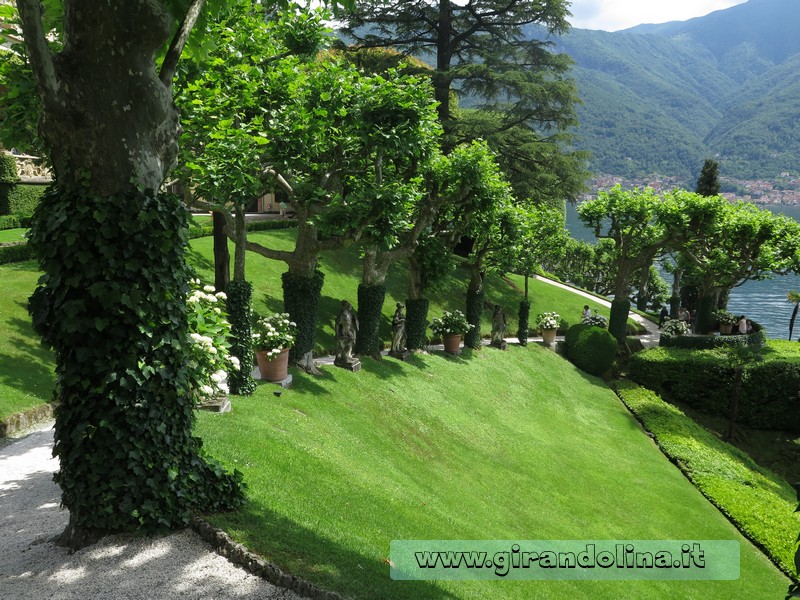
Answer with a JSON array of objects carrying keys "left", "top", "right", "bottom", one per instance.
[
  {"left": 564, "top": 323, "right": 616, "bottom": 376},
  {"left": 0, "top": 182, "right": 47, "bottom": 217},
  {"left": 629, "top": 346, "right": 800, "bottom": 432},
  {"left": 659, "top": 322, "right": 766, "bottom": 350},
  {"left": 613, "top": 380, "right": 800, "bottom": 581},
  {"left": 0, "top": 242, "right": 34, "bottom": 265},
  {"left": 0, "top": 154, "right": 18, "bottom": 183}
]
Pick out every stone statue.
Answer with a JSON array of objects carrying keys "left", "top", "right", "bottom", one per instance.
[
  {"left": 490, "top": 304, "right": 508, "bottom": 350},
  {"left": 334, "top": 299, "right": 361, "bottom": 371},
  {"left": 389, "top": 303, "right": 410, "bottom": 361}
]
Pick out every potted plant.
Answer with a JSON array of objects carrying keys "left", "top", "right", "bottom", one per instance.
[
  {"left": 430, "top": 310, "right": 474, "bottom": 354},
  {"left": 252, "top": 313, "right": 297, "bottom": 382},
  {"left": 714, "top": 310, "right": 738, "bottom": 335},
  {"left": 536, "top": 311, "right": 560, "bottom": 345}
]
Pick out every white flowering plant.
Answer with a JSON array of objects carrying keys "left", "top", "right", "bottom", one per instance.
[
  {"left": 430, "top": 310, "right": 474, "bottom": 337},
  {"left": 662, "top": 318, "right": 690, "bottom": 336},
  {"left": 536, "top": 311, "right": 560, "bottom": 331},
  {"left": 581, "top": 314, "right": 608, "bottom": 328},
  {"left": 714, "top": 310, "right": 739, "bottom": 326},
  {"left": 252, "top": 313, "right": 297, "bottom": 359},
  {"left": 186, "top": 279, "right": 240, "bottom": 402}
]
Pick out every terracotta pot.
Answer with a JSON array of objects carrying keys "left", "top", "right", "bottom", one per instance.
[
  {"left": 541, "top": 328, "right": 557, "bottom": 345},
  {"left": 256, "top": 347, "right": 290, "bottom": 382},
  {"left": 442, "top": 333, "right": 463, "bottom": 354},
  {"left": 719, "top": 323, "right": 733, "bottom": 335}
]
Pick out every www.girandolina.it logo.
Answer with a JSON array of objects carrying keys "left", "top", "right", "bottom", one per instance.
[{"left": 389, "top": 540, "right": 740, "bottom": 580}]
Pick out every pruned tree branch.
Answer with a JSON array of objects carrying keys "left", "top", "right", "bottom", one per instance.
[
  {"left": 15, "top": 0, "right": 59, "bottom": 105},
  {"left": 159, "top": 0, "right": 206, "bottom": 87}
]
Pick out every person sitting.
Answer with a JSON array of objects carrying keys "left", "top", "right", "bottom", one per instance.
[
  {"left": 582, "top": 305, "right": 591, "bottom": 320},
  {"left": 737, "top": 315, "right": 748, "bottom": 334}
]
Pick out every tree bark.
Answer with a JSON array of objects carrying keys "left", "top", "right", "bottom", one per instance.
[{"left": 212, "top": 211, "right": 230, "bottom": 291}]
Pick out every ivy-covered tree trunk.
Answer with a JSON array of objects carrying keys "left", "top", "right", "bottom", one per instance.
[
  {"left": 355, "top": 245, "right": 388, "bottom": 358},
  {"left": 465, "top": 267, "right": 484, "bottom": 349},
  {"left": 226, "top": 280, "right": 256, "bottom": 395},
  {"left": 282, "top": 269, "right": 324, "bottom": 373},
  {"left": 406, "top": 253, "right": 429, "bottom": 351},
  {"left": 19, "top": 0, "right": 242, "bottom": 549},
  {"left": 669, "top": 267, "right": 682, "bottom": 319},
  {"left": 517, "top": 299, "right": 531, "bottom": 346}
]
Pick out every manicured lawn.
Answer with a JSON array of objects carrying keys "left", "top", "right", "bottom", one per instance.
[
  {"left": 0, "top": 260, "right": 56, "bottom": 421},
  {"left": 196, "top": 345, "right": 789, "bottom": 599},
  {"left": 1, "top": 229, "right": 622, "bottom": 421},
  {"left": 0, "top": 228, "right": 28, "bottom": 243},
  {"left": 188, "top": 230, "right": 630, "bottom": 355}
]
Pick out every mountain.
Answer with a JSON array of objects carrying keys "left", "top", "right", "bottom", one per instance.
[{"left": 552, "top": 0, "right": 800, "bottom": 181}]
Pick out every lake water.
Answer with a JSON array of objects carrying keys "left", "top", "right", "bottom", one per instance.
[{"left": 565, "top": 202, "right": 800, "bottom": 340}]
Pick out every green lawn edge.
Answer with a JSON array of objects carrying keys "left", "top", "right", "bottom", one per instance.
[{"left": 613, "top": 378, "right": 800, "bottom": 581}]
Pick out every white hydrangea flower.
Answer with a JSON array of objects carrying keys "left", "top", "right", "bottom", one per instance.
[
  {"left": 211, "top": 370, "right": 227, "bottom": 383},
  {"left": 203, "top": 285, "right": 216, "bottom": 293}
]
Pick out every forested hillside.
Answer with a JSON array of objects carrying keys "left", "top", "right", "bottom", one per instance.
[{"left": 550, "top": 0, "right": 800, "bottom": 181}]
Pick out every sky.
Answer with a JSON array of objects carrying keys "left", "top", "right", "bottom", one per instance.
[{"left": 568, "top": 0, "right": 749, "bottom": 31}]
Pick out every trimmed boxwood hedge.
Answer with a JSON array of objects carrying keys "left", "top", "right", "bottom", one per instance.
[
  {"left": 0, "top": 242, "right": 34, "bottom": 264},
  {"left": 629, "top": 346, "right": 800, "bottom": 432},
  {"left": 0, "top": 182, "right": 47, "bottom": 216},
  {"left": 564, "top": 323, "right": 616, "bottom": 376},
  {"left": 659, "top": 322, "right": 765, "bottom": 350}
]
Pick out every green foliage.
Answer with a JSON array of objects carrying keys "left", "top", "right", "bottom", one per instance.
[
  {"left": 186, "top": 280, "right": 239, "bottom": 402},
  {"left": 517, "top": 299, "right": 530, "bottom": 345},
  {"left": 464, "top": 288, "right": 483, "bottom": 349},
  {"left": 614, "top": 379, "right": 800, "bottom": 581},
  {"left": 0, "top": 50, "right": 41, "bottom": 156},
  {"left": 629, "top": 345, "right": 800, "bottom": 431},
  {"left": 355, "top": 283, "right": 386, "bottom": 357},
  {"left": 430, "top": 309, "right": 473, "bottom": 338},
  {"left": 659, "top": 330, "right": 766, "bottom": 350},
  {"left": 696, "top": 159, "right": 721, "bottom": 196},
  {"left": 252, "top": 312, "right": 298, "bottom": 356},
  {"left": 225, "top": 280, "right": 256, "bottom": 396},
  {"left": 281, "top": 270, "right": 324, "bottom": 362},
  {"left": 0, "top": 214, "right": 22, "bottom": 230},
  {"left": 0, "top": 182, "right": 46, "bottom": 217},
  {"left": 405, "top": 297, "right": 429, "bottom": 350},
  {"left": 0, "top": 242, "right": 33, "bottom": 265},
  {"left": 661, "top": 319, "right": 690, "bottom": 337},
  {"left": 0, "top": 154, "right": 19, "bottom": 183},
  {"left": 26, "top": 187, "right": 243, "bottom": 534},
  {"left": 565, "top": 324, "right": 616, "bottom": 376}
]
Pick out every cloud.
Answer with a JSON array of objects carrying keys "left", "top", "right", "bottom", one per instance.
[{"left": 568, "top": 0, "right": 749, "bottom": 31}]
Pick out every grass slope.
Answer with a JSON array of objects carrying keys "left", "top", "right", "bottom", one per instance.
[
  {"left": 196, "top": 345, "right": 788, "bottom": 599},
  {"left": 0, "top": 230, "right": 612, "bottom": 421}
]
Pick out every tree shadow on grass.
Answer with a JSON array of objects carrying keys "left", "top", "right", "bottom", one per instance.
[
  {"left": 210, "top": 499, "right": 458, "bottom": 600},
  {"left": 0, "top": 315, "right": 55, "bottom": 402}
]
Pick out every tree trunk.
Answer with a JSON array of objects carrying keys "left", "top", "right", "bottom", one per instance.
[
  {"left": 213, "top": 211, "right": 230, "bottom": 291},
  {"left": 356, "top": 245, "right": 389, "bottom": 358},
  {"left": 635, "top": 268, "right": 650, "bottom": 312},
  {"left": 670, "top": 267, "right": 682, "bottom": 319},
  {"left": 696, "top": 290, "right": 719, "bottom": 335},
  {"left": 232, "top": 204, "right": 247, "bottom": 282},
  {"left": 434, "top": 0, "right": 453, "bottom": 130},
  {"left": 20, "top": 0, "right": 242, "bottom": 548},
  {"left": 465, "top": 262, "right": 484, "bottom": 349}
]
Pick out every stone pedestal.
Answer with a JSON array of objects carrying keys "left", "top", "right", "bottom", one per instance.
[
  {"left": 198, "top": 396, "right": 232, "bottom": 413},
  {"left": 491, "top": 340, "right": 508, "bottom": 351},
  {"left": 335, "top": 358, "right": 362, "bottom": 372},
  {"left": 388, "top": 349, "right": 411, "bottom": 361}
]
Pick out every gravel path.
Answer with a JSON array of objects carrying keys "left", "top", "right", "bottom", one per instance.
[{"left": 0, "top": 423, "right": 303, "bottom": 600}]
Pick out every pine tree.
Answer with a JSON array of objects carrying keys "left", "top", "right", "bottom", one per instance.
[{"left": 696, "top": 158, "right": 721, "bottom": 197}]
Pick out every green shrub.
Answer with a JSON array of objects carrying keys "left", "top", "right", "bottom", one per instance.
[
  {"left": 564, "top": 322, "right": 591, "bottom": 348},
  {"left": 0, "top": 154, "right": 18, "bottom": 183},
  {"left": 282, "top": 270, "right": 324, "bottom": 363},
  {"left": 0, "top": 182, "right": 46, "bottom": 216},
  {"left": 0, "top": 243, "right": 34, "bottom": 264},
  {"left": 659, "top": 327, "right": 766, "bottom": 350},
  {"left": 226, "top": 280, "right": 256, "bottom": 395},
  {"left": 565, "top": 324, "right": 616, "bottom": 376},
  {"left": 629, "top": 346, "right": 800, "bottom": 432},
  {"left": 355, "top": 283, "right": 386, "bottom": 357},
  {"left": 0, "top": 214, "right": 20, "bottom": 230}
]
